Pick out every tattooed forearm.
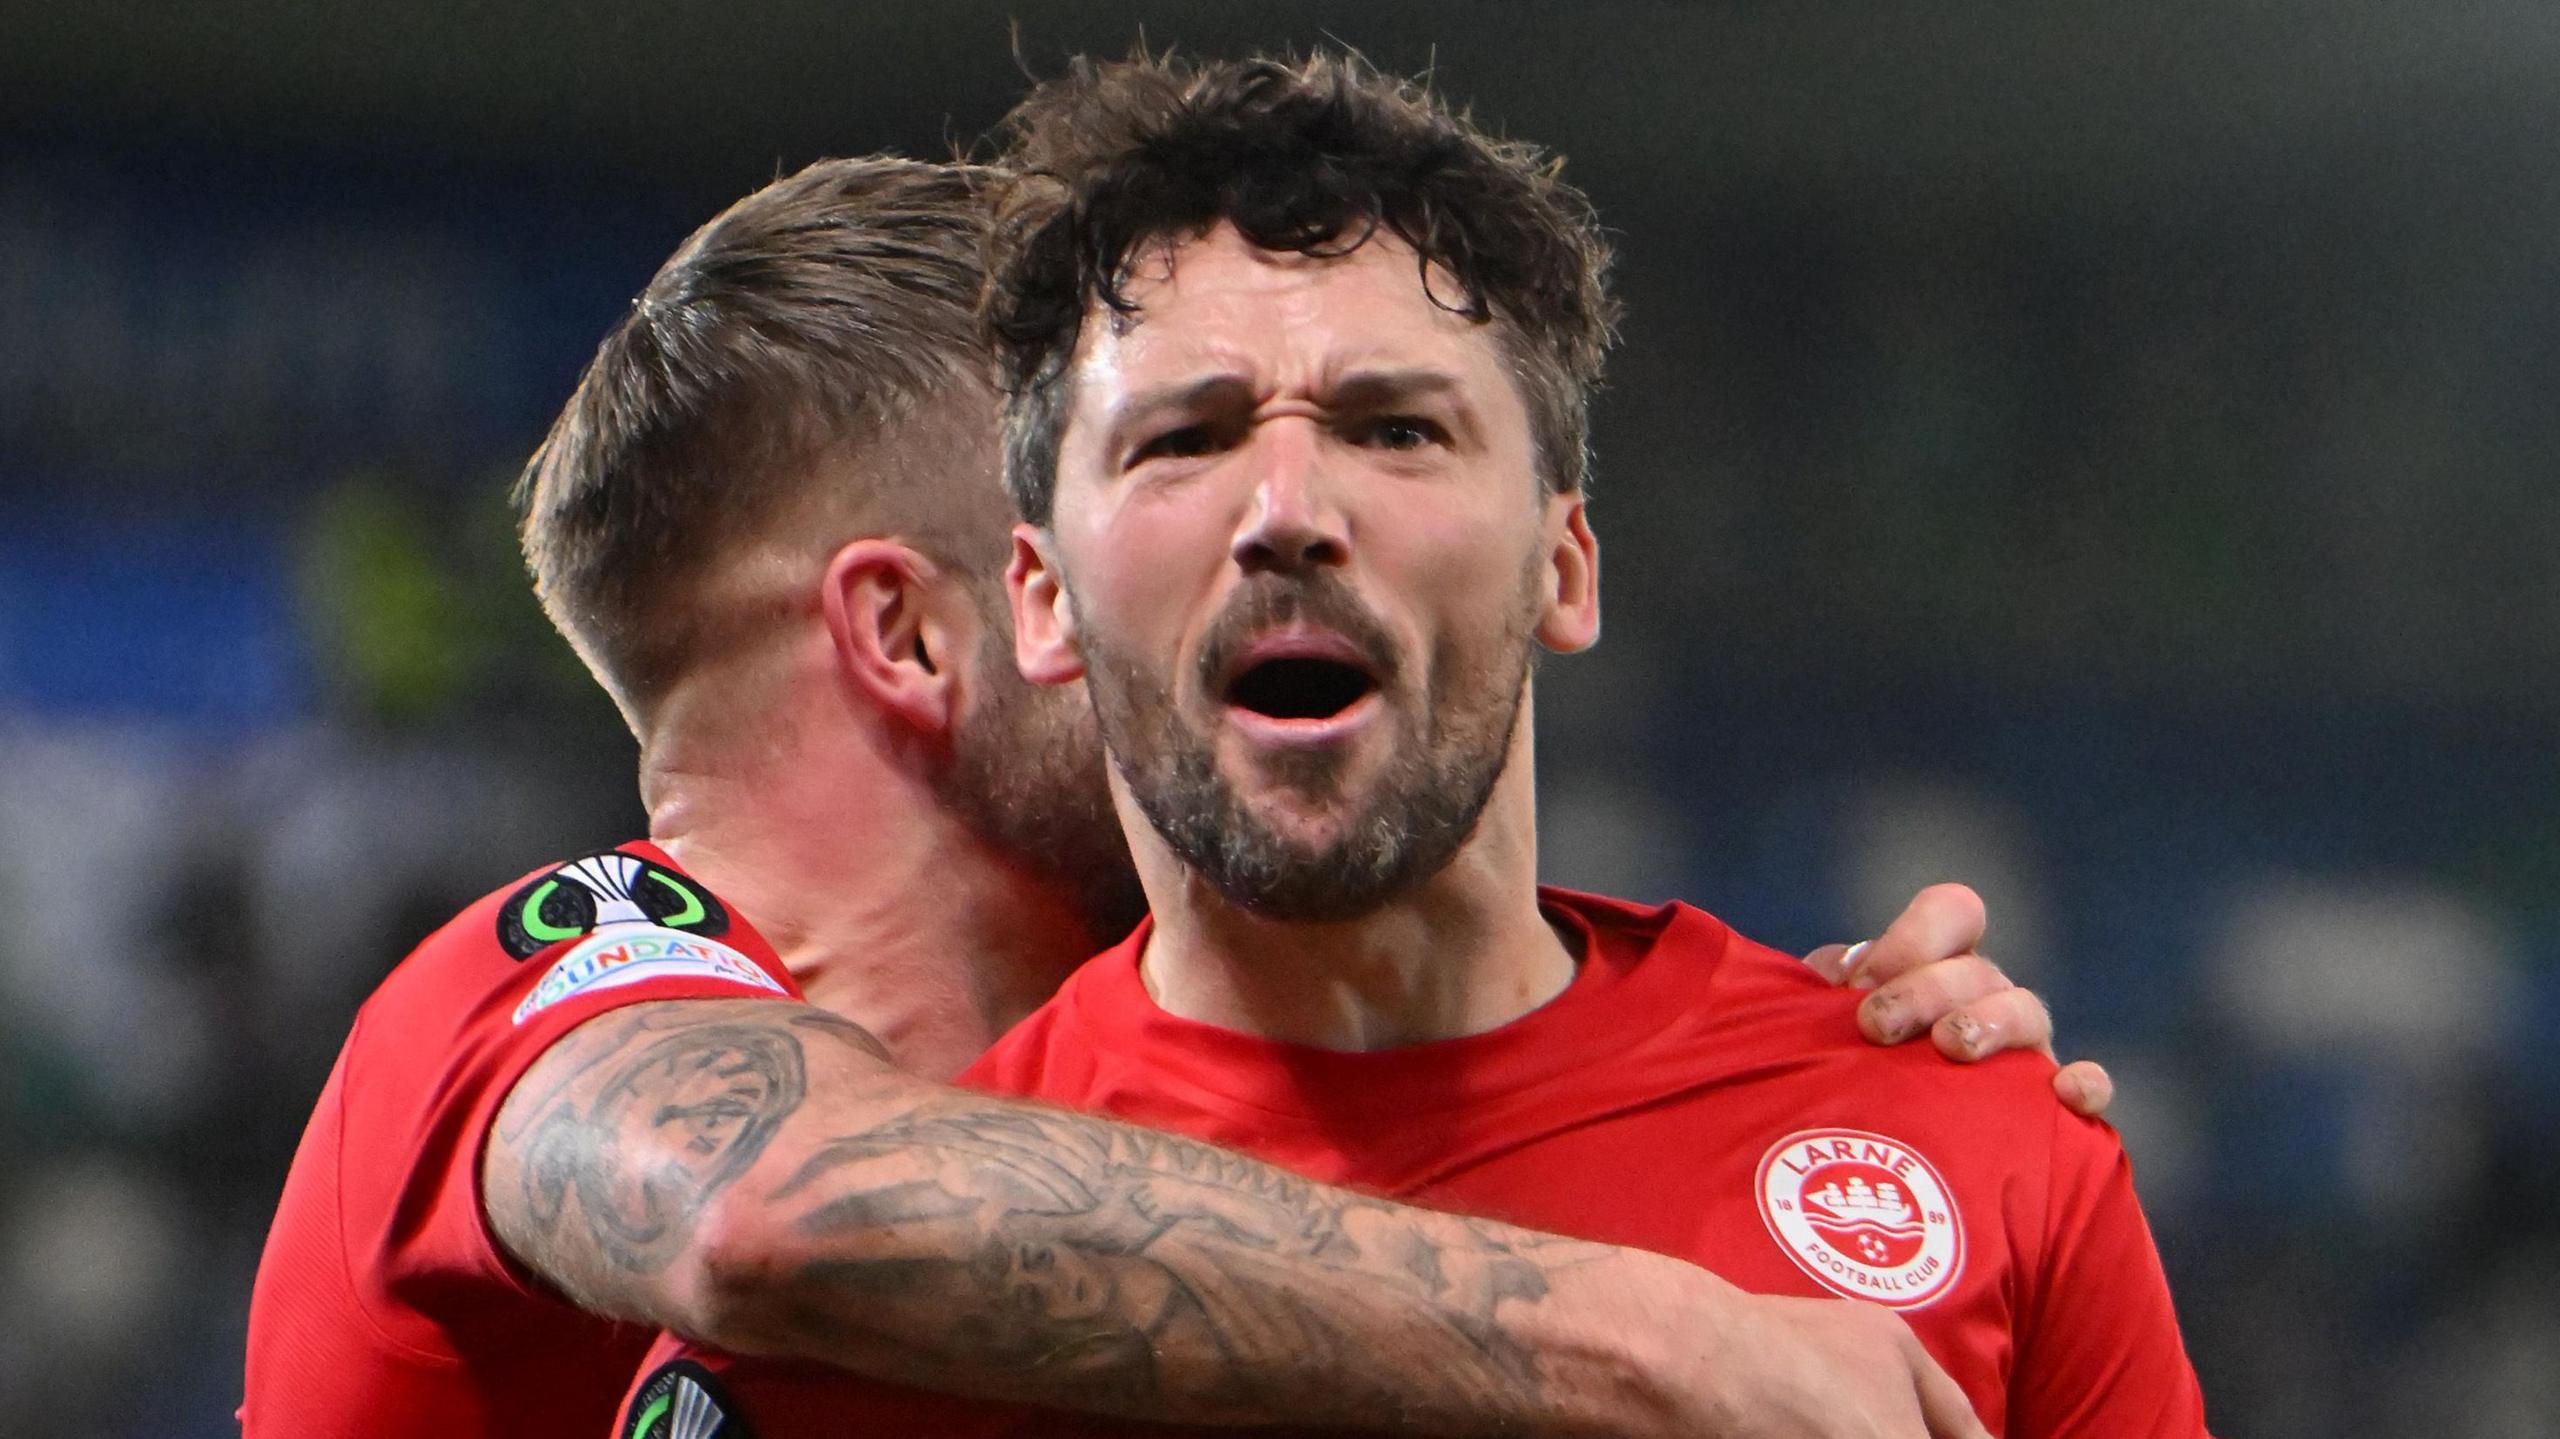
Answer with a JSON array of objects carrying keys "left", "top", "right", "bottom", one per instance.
[
  {"left": 490, "top": 1001, "right": 1659, "bottom": 1432},
  {"left": 487, "top": 1002, "right": 886, "bottom": 1303},
  {"left": 515, "top": 1024, "right": 804, "bottom": 1271},
  {"left": 737, "top": 1096, "right": 1594, "bottom": 1425}
]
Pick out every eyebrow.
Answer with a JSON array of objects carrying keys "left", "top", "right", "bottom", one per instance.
[
  {"left": 1107, "top": 374, "right": 1256, "bottom": 443},
  {"left": 1108, "top": 367, "right": 1472, "bottom": 435},
  {"left": 1325, "top": 368, "right": 1471, "bottom": 411}
]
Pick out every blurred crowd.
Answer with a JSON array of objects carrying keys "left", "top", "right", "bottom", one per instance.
[{"left": 4, "top": 10, "right": 2558, "bottom": 1435}]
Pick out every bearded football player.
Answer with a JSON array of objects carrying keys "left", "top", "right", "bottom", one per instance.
[
  {"left": 246, "top": 148, "right": 2103, "bottom": 1439},
  {"left": 616, "top": 52, "right": 2207, "bottom": 1439}
]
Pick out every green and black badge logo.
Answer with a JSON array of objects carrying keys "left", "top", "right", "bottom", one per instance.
[
  {"left": 496, "top": 851, "right": 730, "bottom": 960},
  {"left": 622, "top": 1359, "right": 751, "bottom": 1439}
]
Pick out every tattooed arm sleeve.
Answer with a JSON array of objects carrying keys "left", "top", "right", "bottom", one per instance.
[{"left": 482, "top": 998, "right": 1714, "bottom": 1434}]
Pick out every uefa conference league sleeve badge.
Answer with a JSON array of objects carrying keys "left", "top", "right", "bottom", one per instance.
[
  {"left": 622, "top": 1360, "right": 751, "bottom": 1439},
  {"left": 496, "top": 850, "right": 733, "bottom": 960},
  {"left": 500, "top": 851, "right": 784, "bottom": 1025}
]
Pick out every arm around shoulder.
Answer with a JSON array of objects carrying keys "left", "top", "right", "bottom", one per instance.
[{"left": 487, "top": 996, "right": 1984, "bottom": 1438}]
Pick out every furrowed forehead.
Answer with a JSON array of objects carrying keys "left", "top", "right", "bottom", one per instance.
[{"left": 1073, "top": 227, "right": 1498, "bottom": 390}]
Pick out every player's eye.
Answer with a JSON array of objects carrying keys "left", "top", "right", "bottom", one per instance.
[
  {"left": 1351, "top": 415, "right": 1449, "bottom": 451},
  {"left": 1131, "top": 423, "right": 1221, "bottom": 465}
]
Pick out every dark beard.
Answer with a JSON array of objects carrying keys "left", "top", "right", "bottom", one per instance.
[{"left": 1079, "top": 571, "right": 1535, "bottom": 923}]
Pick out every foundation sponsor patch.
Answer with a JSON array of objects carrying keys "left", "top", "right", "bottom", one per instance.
[{"left": 512, "top": 924, "right": 781, "bottom": 1025}]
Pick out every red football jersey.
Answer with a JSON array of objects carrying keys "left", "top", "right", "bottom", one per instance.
[
  {"left": 243, "top": 841, "right": 805, "bottom": 1438},
  {"left": 620, "top": 889, "right": 2208, "bottom": 1439}
]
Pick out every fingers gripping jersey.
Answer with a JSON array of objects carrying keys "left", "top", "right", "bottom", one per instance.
[{"left": 242, "top": 842, "right": 803, "bottom": 1439}]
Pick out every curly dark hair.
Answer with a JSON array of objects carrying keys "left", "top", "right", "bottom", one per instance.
[{"left": 984, "top": 50, "right": 1620, "bottom": 525}]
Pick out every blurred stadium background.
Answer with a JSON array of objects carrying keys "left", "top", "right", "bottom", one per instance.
[{"left": 3, "top": 2, "right": 2556, "bottom": 1434}]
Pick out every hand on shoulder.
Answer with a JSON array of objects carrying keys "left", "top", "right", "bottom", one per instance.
[{"left": 1804, "top": 884, "right": 2115, "bottom": 1118}]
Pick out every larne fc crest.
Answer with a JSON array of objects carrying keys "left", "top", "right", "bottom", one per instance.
[{"left": 1756, "top": 1128, "right": 1965, "bottom": 1310}]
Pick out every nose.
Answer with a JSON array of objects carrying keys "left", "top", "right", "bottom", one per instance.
[{"left": 1230, "top": 422, "right": 1349, "bottom": 575}]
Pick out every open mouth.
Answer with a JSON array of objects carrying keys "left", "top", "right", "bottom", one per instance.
[{"left": 1224, "top": 656, "right": 1380, "bottom": 722}]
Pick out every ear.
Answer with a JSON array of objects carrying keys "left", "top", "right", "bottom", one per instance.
[
  {"left": 1533, "top": 494, "right": 1601, "bottom": 653},
  {"left": 1007, "top": 524, "right": 1087, "bottom": 686},
  {"left": 819, "top": 539, "right": 967, "bottom": 736}
]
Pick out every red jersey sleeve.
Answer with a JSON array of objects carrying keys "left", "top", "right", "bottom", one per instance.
[
  {"left": 244, "top": 843, "right": 806, "bottom": 1439},
  {"left": 2006, "top": 1103, "right": 2212, "bottom": 1438}
]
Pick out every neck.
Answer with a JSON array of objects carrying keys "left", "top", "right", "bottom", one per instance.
[
  {"left": 1133, "top": 706, "right": 1571, "bottom": 1052},
  {"left": 641, "top": 671, "right": 1098, "bottom": 1080}
]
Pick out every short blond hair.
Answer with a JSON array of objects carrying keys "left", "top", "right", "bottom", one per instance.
[{"left": 517, "top": 156, "right": 999, "bottom": 728}]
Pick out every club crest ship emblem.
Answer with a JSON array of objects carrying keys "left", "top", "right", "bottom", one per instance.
[{"left": 1756, "top": 1128, "right": 1965, "bottom": 1310}]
